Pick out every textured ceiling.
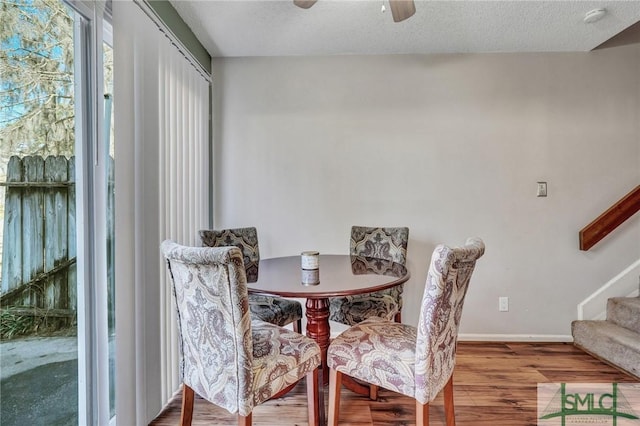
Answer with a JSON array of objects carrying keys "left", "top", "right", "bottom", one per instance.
[{"left": 169, "top": 0, "right": 640, "bottom": 58}]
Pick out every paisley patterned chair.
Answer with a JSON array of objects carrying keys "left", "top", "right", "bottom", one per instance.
[
  {"left": 200, "top": 227, "right": 303, "bottom": 333},
  {"left": 161, "top": 241, "right": 321, "bottom": 426},
  {"left": 329, "top": 226, "right": 409, "bottom": 325},
  {"left": 327, "top": 237, "right": 485, "bottom": 426}
]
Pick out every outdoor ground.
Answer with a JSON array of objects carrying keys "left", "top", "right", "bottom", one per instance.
[{"left": 0, "top": 336, "right": 78, "bottom": 425}]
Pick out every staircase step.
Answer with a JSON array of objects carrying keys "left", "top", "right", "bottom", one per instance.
[
  {"left": 572, "top": 320, "right": 640, "bottom": 379},
  {"left": 607, "top": 297, "right": 640, "bottom": 334}
]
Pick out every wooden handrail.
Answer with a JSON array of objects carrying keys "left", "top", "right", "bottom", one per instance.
[{"left": 579, "top": 185, "right": 640, "bottom": 251}]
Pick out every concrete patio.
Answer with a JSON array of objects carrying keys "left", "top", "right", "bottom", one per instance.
[{"left": 1, "top": 336, "right": 78, "bottom": 426}]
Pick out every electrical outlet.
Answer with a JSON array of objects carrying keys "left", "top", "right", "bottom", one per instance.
[{"left": 499, "top": 297, "right": 509, "bottom": 312}]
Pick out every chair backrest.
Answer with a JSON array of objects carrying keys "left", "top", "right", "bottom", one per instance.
[
  {"left": 414, "top": 237, "right": 484, "bottom": 404},
  {"left": 350, "top": 226, "right": 409, "bottom": 265},
  {"left": 200, "top": 227, "right": 260, "bottom": 279},
  {"left": 161, "top": 240, "right": 255, "bottom": 415}
]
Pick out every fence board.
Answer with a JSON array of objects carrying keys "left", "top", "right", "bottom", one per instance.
[
  {"left": 7, "top": 307, "right": 75, "bottom": 318},
  {"left": 44, "top": 156, "right": 69, "bottom": 309},
  {"left": 21, "top": 156, "right": 45, "bottom": 308},
  {"left": 1, "top": 156, "right": 24, "bottom": 293},
  {"left": 107, "top": 156, "right": 114, "bottom": 330},
  {"left": 68, "top": 156, "right": 76, "bottom": 315}
]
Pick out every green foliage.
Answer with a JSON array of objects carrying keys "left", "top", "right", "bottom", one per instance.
[
  {"left": 0, "top": 307, "right": 75, "bottom": 339},
  {"left": 0, "top": 0, "right": 75, "bottom": 166},
  {"left": 0, "top": 307, "right": 36, "bottom": 339}
]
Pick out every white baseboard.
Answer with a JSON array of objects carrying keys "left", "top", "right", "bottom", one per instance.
[{"left": 458, "top": 333, "right": 573, "bottom": 342}]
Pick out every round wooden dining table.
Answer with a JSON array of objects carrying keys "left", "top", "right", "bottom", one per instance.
[{"left": 246, "top": 254, "right": 410, "bottom": 385}]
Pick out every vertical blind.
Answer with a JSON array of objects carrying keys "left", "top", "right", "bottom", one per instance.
[
  {"left": 158, "top": 22, "right": 210, "bottom": 407},
  {"left": 113, "top": 1, "right": 210, "bottom": 423}
]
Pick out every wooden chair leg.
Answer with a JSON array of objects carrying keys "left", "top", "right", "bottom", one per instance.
[
  {"left": 327, "top": 368, "right": 342, "bottom": 426},
  {"left": 294, "top": 318, "right": 302, "bottom": 333},
  {"left": 416, "top": 401, "right": 429, "bottom": 426},
  {"left": 180, "top": 383, "right": 195, "bottom": 426},
  {"left": 369, "top": 384, "right": 378, "bottom": 400},
  {"left": 444, "top": 375, "right": 456, "bottom": 426},
  {"left": 306, "top": 369, "right": 320, "bottom": 426},
  {"left": 238, "top": 412, "right": 251, "bottom": 426}
]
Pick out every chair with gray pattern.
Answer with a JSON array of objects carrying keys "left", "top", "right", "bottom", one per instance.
[
  {"left": 161, "top": 240, "right": 321, "bottom": 426},
  {"left": 200, "top": 227, "right": 303, "bottom": 333},
  {"left": 330, "top": 226, "right": 409, "bottom": 325},
  {"left": 327, "top": 237, "right": 484, "bottom": 426}
]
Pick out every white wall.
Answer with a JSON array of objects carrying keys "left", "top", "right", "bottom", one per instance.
[{"left": 211, "top": 44, "right": 640, "bottom": 339}]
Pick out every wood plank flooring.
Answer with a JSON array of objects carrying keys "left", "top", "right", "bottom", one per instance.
[{"left": 150, "top": 342, "right": 638, "bottom": 426}]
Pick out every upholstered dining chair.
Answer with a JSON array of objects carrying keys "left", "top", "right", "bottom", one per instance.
[
  {"left": 200, "top": 227, "right": 303, "bottom": 333},
  {"left": 329, "top": 226, "right": 409, "bottom": 326},
  {"left": 327, "top": 237, "right": 485, "bottom": 426},
  {"left": 161, "top": 241, "right": 321, "bottom": 426}
]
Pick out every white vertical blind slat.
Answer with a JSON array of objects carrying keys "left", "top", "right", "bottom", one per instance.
[
  {"left": 181, "top": 58, "right": 187, "bottom": 243},
  {"left": 186, "top": 63, "right": 193, "bottom": 245},
  {"left": 189, "top": 65, "right": 197, "bottom": 245},
  {"left": 157, "top": 45, "right": 168, "bottom": 402},
  {"left": 167, "top": 52, "right": 178, "bottom": 400}
]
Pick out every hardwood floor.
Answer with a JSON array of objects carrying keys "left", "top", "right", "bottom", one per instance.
[{"left": 150, "top": 342, "right": 638, "bottom": 425}]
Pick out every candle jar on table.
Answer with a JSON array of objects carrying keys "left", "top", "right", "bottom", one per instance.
[{"left": 301, "top": 251, "right": 319, "bottom": 285}]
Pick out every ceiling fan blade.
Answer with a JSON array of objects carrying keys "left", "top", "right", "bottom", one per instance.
[
  {"left": 294, "top": 0, "right": 318, "bottom": 9},
  {"left": 389, "top": 0, "right": 416, "bottom": 22}
]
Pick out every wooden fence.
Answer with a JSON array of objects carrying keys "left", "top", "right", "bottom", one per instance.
[{"left": 1, "top": 155, "right": 76, "bottom": 327}]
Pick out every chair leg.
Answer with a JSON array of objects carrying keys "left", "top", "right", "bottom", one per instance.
[
  {"left": 416, "top": 401, "right": 429, "bottom": 426},
  {"left": 294, "top": 318, "right": 302, "bottom": 333},
  {"left": 237, "top": 412, "right": 251, "bottom": 426},
  {"left": 180, "top": 383, "right": 195, "bottom": 426},
  {"left": 444, "top": 375, "right": 456, "bottom": 426},
  {"left": 327, "top": 368, "right": 342, "bottom": 426},
  {"left": 306, "top": 369, "right": 320, "bottom": 426},
  {"left": 369, "top": 384, "right": 378, "bottom": 400}
]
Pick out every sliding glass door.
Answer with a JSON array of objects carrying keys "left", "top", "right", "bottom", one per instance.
[
  {"left": 103, "top": 19, "right": 116, "bottom": 421},
  {"left": 0, "top": 1, "right": 79, "bottom": 424},
  {"left": 0, "top": 1, "right": 114, "bottom": 424},
  {"left": 69, "top": 1, "right": 114, "bottom": 424}
]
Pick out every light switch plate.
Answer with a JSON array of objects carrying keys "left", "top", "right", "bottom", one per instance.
[
  {"left": 499, "top": 297, "right": 509, "bottom": 312},
  {"left": 537, "top": 182, "right": 547, "bottom": 197}
]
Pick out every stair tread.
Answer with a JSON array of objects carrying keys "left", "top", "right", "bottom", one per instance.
[
  {"left": 607, "top": 297, "right": 640, "bottom": 334},
  {"left": 573, "top": 320, "right": 640, "bottom": 347},
  {"left": 572, "top": 320, "right": 640, "bottom": 378},
  {"left": 609, "top": 296, "right": 640, "bottom": 307}
]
